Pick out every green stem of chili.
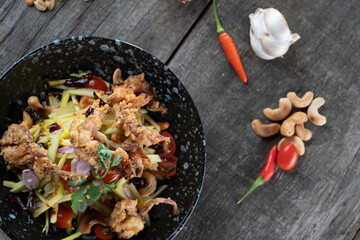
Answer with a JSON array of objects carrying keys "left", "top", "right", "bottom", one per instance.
[
  {"left": 213, "top": 0, "right": 225, "bottom": 35},
  {"left": 236, "top": 176, "right": 265, "bottom": 205}
]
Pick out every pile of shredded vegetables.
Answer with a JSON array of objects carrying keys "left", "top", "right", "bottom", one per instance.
[{"left": 2, "top": 71, "right": 179, "bottom": 240}]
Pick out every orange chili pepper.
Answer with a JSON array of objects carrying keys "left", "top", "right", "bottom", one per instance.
[{"left": 213, "top": 0, "right": 247, "bottom": 83}]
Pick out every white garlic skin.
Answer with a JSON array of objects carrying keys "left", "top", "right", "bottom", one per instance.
[{"left": 249, "top": 8, "right": 300, "bottom": 60}]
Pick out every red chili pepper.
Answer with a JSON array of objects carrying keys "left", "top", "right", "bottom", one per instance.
[
  {"left": 236, "top": 145, "right": 277, "bottom": 205},
  {"left": 213, "top": 0, "right": 247, "bottom": 83}
]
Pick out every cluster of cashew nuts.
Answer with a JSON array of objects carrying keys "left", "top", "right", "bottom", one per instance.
[{"left": 251, "top": 91, "right": 326, "bottom": 156}]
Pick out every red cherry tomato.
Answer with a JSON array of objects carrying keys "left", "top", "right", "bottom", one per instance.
[
  {"left": 277, "top": 144, "right": 299, "bottom": 170},
  {"left": 102, "top": 171, "right": 121, "bottom": 184},
  {"left": 160, "top": 131, "right": 176, "bottom": 155},
  {"left": 53, "top": 205, "right": 74, "bottom": 229},
  {"left": 61, "top": 163, "right": 76, "bottom": 193},
  {"left": 94, "top": 224, "right": 115, "bottom": 240},
  {"left": 84, "top": 78, "right": 108, "bottom": 92},
  {"left": 155, "top": 153, "right": 178, "bottom": 178},
  {"left": 91, "top": 168, "right": 121, "bottom": 184}
]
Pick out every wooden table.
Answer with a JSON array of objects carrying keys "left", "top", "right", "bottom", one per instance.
[{"left": 1, "top": 0, "right": 359, "bottom": 239}]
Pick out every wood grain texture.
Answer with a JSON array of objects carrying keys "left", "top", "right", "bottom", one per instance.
[
  {"left": 0, "top": 0, "right": 360, "bottom": 239},
  {"left": 0, "top": 0, "right": 209, "bottom": 77},
  {"left": 168, "top": 0, "right": 360, "bottom": 239}
]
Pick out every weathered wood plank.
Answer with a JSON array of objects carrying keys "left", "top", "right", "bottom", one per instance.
[
  {"left": 168, "top": 0, "right": 360, "bottom": 239},
  {"left": 0, "top": 0, "right": 210, "bottom": 77}
]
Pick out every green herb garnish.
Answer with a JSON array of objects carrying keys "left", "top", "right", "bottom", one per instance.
[
  {"left": 102, "top": 180, "right": 119, "bottom": 192},
  {"left": 70, "top": 182, "right": 102, "bottom": 212},
  {"left": 92, "top": 143, "right": 121, "bottom": 179},
  {"left": 69, "top": 143, "right": 121, "bottom": 211}
]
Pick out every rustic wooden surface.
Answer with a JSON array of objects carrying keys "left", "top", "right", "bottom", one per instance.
[{"left": 0, "top": 0, "right": 360, "bottom": 239}]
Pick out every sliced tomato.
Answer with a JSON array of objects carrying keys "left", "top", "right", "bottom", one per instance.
[
  {"left": 160, "top": 131, "right": 176, "bottom": 155},
  {"left": 102, "top": 170, "right": 121, "bottom": 184},
  {"left": 53, "top": 205, "right": 74, "bottom": 229},
  {"left": 61, "top": 164, "right": 76, "bottom": 193},
  {"left": 91, "top": 168, "right": 121, "bottom": 184},
  {"left": 94, "top": 224, "right": 115, "bottom": 240},
  {"left": 82, "top": 102, "right": 93, "bottom": 110},
  {"left": 84, "top": 78, "right": 108, "bottom": 92},
  {"left": 155, "top": 153, "right": 178, "bottom": 178}
]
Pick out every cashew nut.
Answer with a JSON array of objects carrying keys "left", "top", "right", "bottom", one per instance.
[
  {"left": 45, "top": 0, "right": 55, "bottom": 10},
  {"left": 287, "top": 91, "right": 314, "bottom": 108},
  {"left": 22, "top": 111, "right": 33, "bottom": 128},
  {"left": 280, "top": 112, "right": 308, "bottom": 137},
  {"left": 251, "top": 119, "right": 280, "bottom": 137},
  {"left": 28, "top": 96, "right": 53, "bottom": 117},
  {"left": 295, "top": 123, "right": 312, "bottom": 141},
  {"left": 263, "top": 98, "right": 292, "bottom": 121},
  {"left": 34, "top": 0, "right": 46, "bottom": 11},
  {"left": 25, "top": 0, "right": 35, "bottom": 6},
  {"left": 278, "top": 136, "right": 305, "bottom": 156},
  {"left": 139, "top": 171, "right": 157, "bottom": 197},
  {"left": 308, "top": 97, "right": 326, "bottom": 126},
  {"left": 157, "top": 122, "right": 170, "bottom": 131},
  {"left": 113, "top": 68, "right": 123, "bottom": 85}
]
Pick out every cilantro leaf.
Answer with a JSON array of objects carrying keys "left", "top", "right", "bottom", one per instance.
[
  {"left": 111, "top": 154, "right": 121, "bottom": 167},
  {"left": 102, "top": 180, "right": 118, "bottom": 192},
  {"left": 70, "top": 182, "right": 102, "bottom": 212},
  {"left": 71, "top": 185, "right": 87, "bottom": 212},
  {"left": 67, "top": 177, "right": 88, "bottom": 188},
  {"left": 85, "top": 183, "right": 102, "bottom": 205},
  {"left": 97, "top": 155, "right": 107, "bottom": 169},
  {"left": 99, "top": 149, "right": 113, "bottom": 161}
]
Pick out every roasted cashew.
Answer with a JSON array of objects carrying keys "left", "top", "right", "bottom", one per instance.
[
  {"left": 22, "top": 111, "right": 33, "bottom": 128},
  {"left": 157, "top": 122, "right": 170, "bottom": 131},
  {"left": 25, "top": 0, "right": 34, "bottom": 6},
  {"left": 28, "top": 96, "right": 53, "bottom": 117},
  {"left": 280, "top": 112, "right": 308, "bottom": 137},
  {"left": 263, "top": 98, "right": 292, "bottom": 121},
  {"left": 139, "top": 171, "right": 157, "bottom": 197},
  {"left": 113, "top": 68, "right": 123, "bottom": 85},
  {"left": 278, "top": 136, "right": 305, "bottom": 156},
  {"left": 45, "top": 0, "right": 55, "bottom": 11},
  {"left": 287, "top": 91, "right": 314, "bottom": 108},
  {"left": 295, "top": 123, "right": 312, "bottom": 141},
  {"left": 251, "top": 119, "right": 280, "bottom": 137},
  {"left": 308, "top": 97, "right": 326, "bottom": 126}
]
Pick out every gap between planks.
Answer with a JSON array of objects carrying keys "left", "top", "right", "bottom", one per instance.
[{"left": 165, "top": 0, "right": 212, "bottom": 65}]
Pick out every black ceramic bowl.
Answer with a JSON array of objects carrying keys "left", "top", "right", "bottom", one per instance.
[{"left": 0, "top": 36, "right": 205, "bottom": 240}]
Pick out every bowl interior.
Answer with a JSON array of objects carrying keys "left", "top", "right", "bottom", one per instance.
[{"left": 0, "top": 36, "right": 205, "bottom": 240}]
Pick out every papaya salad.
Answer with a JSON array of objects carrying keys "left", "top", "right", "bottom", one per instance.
[{"left": 0, "top": 69, "right": 179, "bottom": 240}]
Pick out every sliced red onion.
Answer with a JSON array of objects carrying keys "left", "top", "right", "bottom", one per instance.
[
  {"left": 93, "top": 180, "right": 102, "bottom": 188},
  {"left": 76, "top": 160, "right": 93, "bottom": 175},
  {"left": 71, "top": 158, "right": 79, "bottom": 172},
  {"left": 123, "top": 186, "right": 132, "bottom": 199},
  {"left": 58, "top": 146, "right": 74, "bottom": 154},
  {"left": 22, "top": 169, "right": 40, "bottom": 190},
  {"left": 52, "top": 129, "right": 62, "bottom": 134}
]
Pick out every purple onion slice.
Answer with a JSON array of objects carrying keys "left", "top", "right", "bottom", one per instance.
[{"left": 22, "top": 169, "right": 40, "bottom": 190}]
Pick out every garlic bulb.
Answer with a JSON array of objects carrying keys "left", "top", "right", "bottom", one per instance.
[{"left": 249, "top": 8, "right": 300, "bottom": 60}]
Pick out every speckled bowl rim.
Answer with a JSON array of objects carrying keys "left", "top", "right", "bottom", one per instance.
[{"left": 0, "top": 36, "right": 206, "bottom": 240}]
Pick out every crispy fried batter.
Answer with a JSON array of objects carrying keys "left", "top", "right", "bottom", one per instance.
[
  {"left": 70, "top": 100, "right": 109, "bottom": 167},
  {"left": 0, "top": 121, "right": 86, "bottom": 180},
  {"left": 109, "top": 199, "right": 145, "bottom": 239},
  {"left": 139, "top": 198, "right": 179, "bottom": 217},
  {"left": 108, "top": 72, "right": 167, "bottom": 113},
  {"left": 112, "top": 94, "right": 169, "bottom": 147}
]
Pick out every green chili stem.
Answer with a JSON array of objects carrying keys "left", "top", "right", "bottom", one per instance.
[
  {"left": 236, "top": 176, "right": 265, "bottom": 205},
  {"left": 213, "top": 0, "right": 225, "bottom": 35}
]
